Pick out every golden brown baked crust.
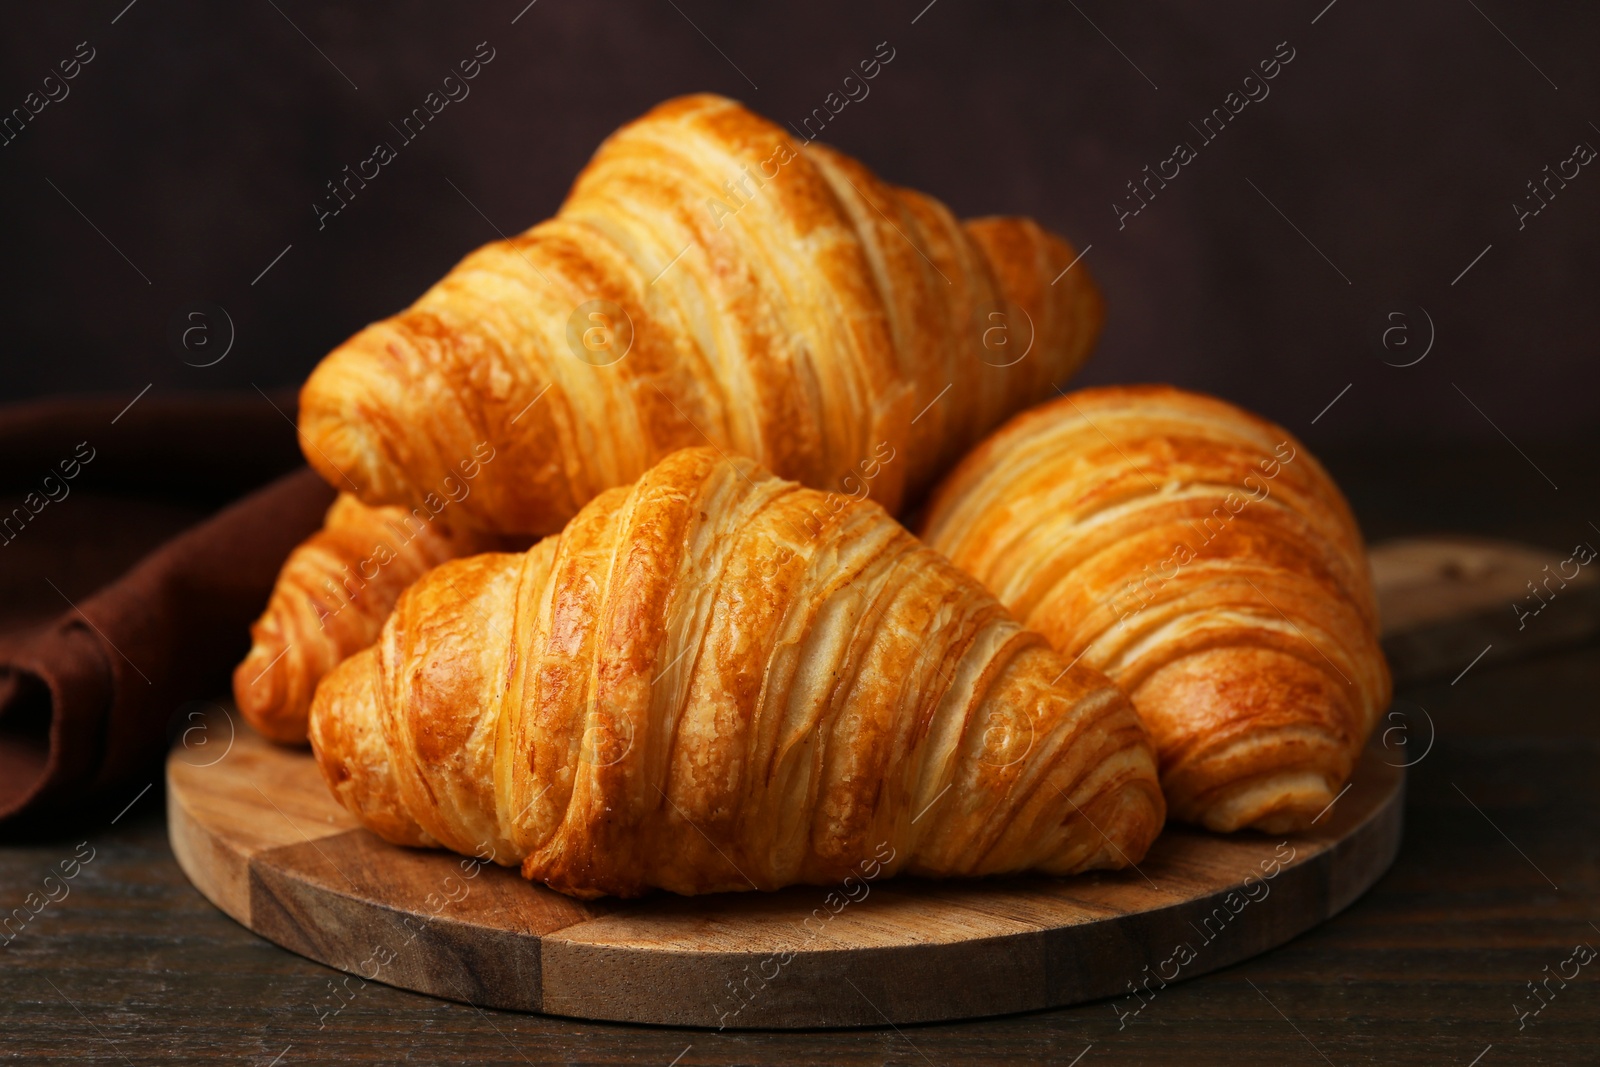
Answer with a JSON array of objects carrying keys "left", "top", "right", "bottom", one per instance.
[
  {"left": 309, "top": 448, "right": 1164, "bottom": 898},
  {"left": 921, "top": 385, "right": 1391, "bottom": 834},
  {"left": 297, "top": 93, "right": 1101, "bottom": 536},
  {"left": 233, "top": 493, "right": 501, "bottom": 745}
]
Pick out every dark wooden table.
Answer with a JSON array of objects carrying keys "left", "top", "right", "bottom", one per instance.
[{"left": 3, "top": 441, "right": 1598, "bottom": 1065}]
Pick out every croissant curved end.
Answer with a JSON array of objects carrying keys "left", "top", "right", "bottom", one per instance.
[
  {"left": 232, "top": 635, "right": 309, "bottom": 747},
  {"left": 1136, "top": 646, "right": 1364, "bottom": 834},
  {"left": 308, "top": 648, "right": 438, "bottom": 850},
  {"left": 298, "top": 330, "right": 421, "bottom": 508},
  {"left": 964, "top": 215, "right": 1104, "bottom": 383},
  {"left": 1206, "top": 773, "right": 1337, "bottom": 836}
]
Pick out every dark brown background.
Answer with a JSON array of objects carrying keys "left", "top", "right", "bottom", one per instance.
[{"left": 2, "top": 0, "right": 1597, "bottom": 448}]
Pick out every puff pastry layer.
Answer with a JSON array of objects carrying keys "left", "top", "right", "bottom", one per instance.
[
  {"left": 922, "top": 386, "right": 1390, "bottom": 833},
  {"left": 234, "top": 493, "right": 501, "bottom": 743},
  {"left": 298, "top": 93, "right": 1101, "bottom": 535},
  {"left": 309, "top": 448, "right": 1164, "bottom": 897}
]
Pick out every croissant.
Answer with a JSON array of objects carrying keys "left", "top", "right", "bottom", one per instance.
[
  {"left": 298, "top": 93, "right": 1101, "bottom": 537},
  {"left": 308, "top": 447, "right": 1164, "bottom": 898},
  {"left": 921, "top": 386, "right": 1391, "bottom": 834},
  {"left": 233, "top": 493, "right": 503, "bottom": 744}
]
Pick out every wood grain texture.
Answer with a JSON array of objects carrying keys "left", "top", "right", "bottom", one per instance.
[
  {"left": 168, "top": 709, "right": 1401, "bottom": 1028},
  {"left": 1371, "top": 536, "right": 1600, "bottom": 684}
]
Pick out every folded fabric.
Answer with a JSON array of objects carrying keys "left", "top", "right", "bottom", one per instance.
[{"left": 0, "top": 468, "right": 334, "bottom": 825}]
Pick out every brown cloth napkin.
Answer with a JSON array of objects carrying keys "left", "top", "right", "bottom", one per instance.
[
  {"left": 0, "top": 392, "right": 331, "bottom": 826},
  {"left": 0, "top": 468, "right": 334, "bottom": 824}
]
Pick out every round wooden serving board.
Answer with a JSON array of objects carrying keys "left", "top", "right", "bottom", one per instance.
[{"left": 168, "top": 711, "right": 1402, "bottom": 1029}]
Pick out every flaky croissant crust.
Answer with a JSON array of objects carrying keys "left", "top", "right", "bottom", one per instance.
[
  {"left": 310, "top": 448, "right": 1163, "bottom": 898},
  {"left": 922, "top": 386, "right": 1391, "bottom": 833},
  {"left": 233, "top": 493, "right": 499, "bottom": 744},
  {"left": 298, "top": 93, "right": 1101, "bottom": 537}
]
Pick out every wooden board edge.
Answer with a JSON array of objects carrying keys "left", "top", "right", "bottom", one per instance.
[
  {"left": 166, "top": 758, "right": 252, "bottom": 927},
  {"left": 165, "top": 726, "right": 1405, "bottom": 1029},
  {"left": 1324, "top": 768, "right": 1406, "bottom": 920},
  {"left": 534, "top": 768, "right": 1406, "bottom": 1029},
  {"left": 246, "top": 839, "right": 546, "bottom": 1015}
]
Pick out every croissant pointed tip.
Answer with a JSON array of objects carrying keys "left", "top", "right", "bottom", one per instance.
[
  {"left": 298, "top": 353, "right": 391, "bottom": 504},
  {"left": 310, "top": 647, "right": 438, "bottom": 849},
  {"left": 233, "top": 640, "right": 307, "bottom": 746}
]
